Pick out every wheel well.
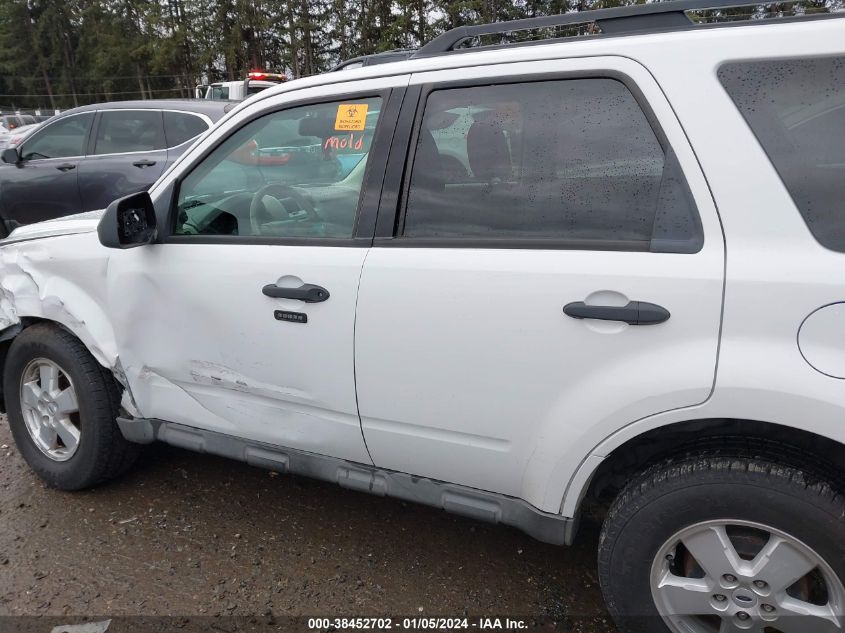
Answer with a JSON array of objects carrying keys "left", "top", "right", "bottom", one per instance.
[
  {"left": 584, "top": 418, "right": 845, "bottom": 512},
  {"left": 0, "top": 318, "right": 72, "bottom": 413}
]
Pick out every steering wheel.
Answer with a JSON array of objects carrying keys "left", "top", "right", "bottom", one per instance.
[{"left": 249, "top": 183, "right": 320, "bottom": 235}]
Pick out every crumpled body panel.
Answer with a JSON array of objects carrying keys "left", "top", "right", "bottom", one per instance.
[{"left": 0, "top": 230, "right": 139, "bottom": 415}]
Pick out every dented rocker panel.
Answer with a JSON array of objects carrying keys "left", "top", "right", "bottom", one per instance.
[{"left": 116, "top": 416, "right": 577, "bottom": 546}]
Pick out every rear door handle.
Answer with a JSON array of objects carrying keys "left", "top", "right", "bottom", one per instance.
[
  {"left": 262, "top": 282, "right": 330, "bottom": 303},
  {"left": 132, "top": 159, "right": 157, "bottom": 168},
  {"left": 563, "top": 301, "right": 670, "bottom": 325},
  {"left": 55, "top": 163, "right": 76, "bottom": 172}
]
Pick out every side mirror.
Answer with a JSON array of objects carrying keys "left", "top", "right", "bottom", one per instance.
[
  {"left": 97, "top": 191, "right": 157, "bottom": 249},
  {"left": 1, "top": 148, "right": 19, "bottom": 164}
]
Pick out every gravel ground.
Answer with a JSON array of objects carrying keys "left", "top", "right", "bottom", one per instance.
[{"left": 0, "top": 417, "right": 614, "bottom": 632}]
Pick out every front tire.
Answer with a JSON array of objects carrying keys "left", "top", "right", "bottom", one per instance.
[
  {"left": 598, "top": 451, "right": 845, "bottom": 633},
  {"left": 4, "top": 323, "right": 139, "bottom": 489}
]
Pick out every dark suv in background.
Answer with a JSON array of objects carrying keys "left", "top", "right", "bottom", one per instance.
[{"left": 0, "top": 100, "right": 230, "bottom": 237}]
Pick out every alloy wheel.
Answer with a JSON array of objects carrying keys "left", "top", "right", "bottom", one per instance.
[
  {"left": 19, "top": 357, "right": 81, "bottom": 462},
  {"left": 650, "top": 519, "right": 845, "bottom": 633}
]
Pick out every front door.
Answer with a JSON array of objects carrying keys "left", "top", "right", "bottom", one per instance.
[
  {"left": 354, "top": 58, "right": 725, "bottom": 512},
  {"left": 1, "top": 112, "right": 93, "bottom": 225},
  {"left": 107, "top": 86, "right": 401, "bottom": 463}
]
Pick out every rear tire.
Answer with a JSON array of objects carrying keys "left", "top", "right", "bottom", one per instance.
[
  {"left": 4, "top": 323, "right": 139, "bottom": 489},
  {"left": 598, "top": 451, "right": 845, "bottom": 633}
]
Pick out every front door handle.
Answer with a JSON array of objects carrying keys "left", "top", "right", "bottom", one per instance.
[
  {"left": 262, "top": 282, "right": 330, "bottom": 303},
  {"left": 563, "top": 301, "right": 670, "bottom": 325},
  {"left": 55, "top": 163, "right": 76, "bottom": 172},
  {"left": 132, "top": 159, "right": 157, "bottom": 168}
]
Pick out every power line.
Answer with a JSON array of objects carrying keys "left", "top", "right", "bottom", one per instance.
[
  {"left": 0, "top": 87, "right": 189, "bottom": 98},
  {"left": 0, "top": 73, "right": 192, "bottom": 81}
]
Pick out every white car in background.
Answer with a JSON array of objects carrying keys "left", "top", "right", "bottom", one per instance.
[
  {"left": 0, "top": 122, "right": 42, "bottom": 150},
  {"left": 0, "top": 123, "right": 14, "bottom": 148}
]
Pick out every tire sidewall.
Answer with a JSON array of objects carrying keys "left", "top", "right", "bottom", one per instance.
[
  {"left": 601, "top": 462, "right": 845, "bottom": 631},
  {"left": 4, "top": 328, "right": 111, "bottom": 489}
]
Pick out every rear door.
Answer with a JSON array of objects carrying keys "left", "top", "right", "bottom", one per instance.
[
  {"left": 0, "top": 112, "right": 93, "bottom": 225},
  {"left": 77, "top": 109, "right": 168, "bottom": 211},
  {"left": 354, "top": 57, "right": 725, "bottom": 511}
]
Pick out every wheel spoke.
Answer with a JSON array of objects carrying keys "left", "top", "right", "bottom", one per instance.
[
  {"left": 773, "top": 597, "right": 843, "bottom": 633},
  {"left": 33, "top": 422, "right": 57, "bottom": 451},
  {"left": 53, "top": 386, "right": 78, "bottom": 415},
  {"left": 751, "top": 535, "right": 818, "bottom": 593},
  {"left": 39, "top": 363, "right": 59, "bottom": 394},
  {"left": 20, "top": 381, "right": 41, "bottom": 410},
  {"left": 681, "top": 525, "right": 744, "bottom": 581},
  {"left": 54, "top": 417, "right": 80, "bottom": 452},
  {"left": 654, "top": 571, "right": 714, "bottom": 615}
]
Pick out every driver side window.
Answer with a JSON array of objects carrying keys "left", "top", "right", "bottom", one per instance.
[
  {"left": 20, "top": 113, "right": 94, "bottom": 162},
  {"left": 174, "top": 96, "right": 382, "bottom": 239}
]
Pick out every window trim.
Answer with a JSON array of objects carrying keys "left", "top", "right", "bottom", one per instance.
[
  {"left": 19, "top": 111, "right": 95, "bottom": 163},
  {"left": 375, "top": 69, "right": 703, "bottom": 253},
  {"left": 160, "top": 87, "right": 402, "bottom": 246}
]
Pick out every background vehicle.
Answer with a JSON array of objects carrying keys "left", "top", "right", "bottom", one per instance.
[
  {"left": 1, "top": 3, "right": 845, "bottom": 633},
  {"left": 0, "top": 122, "right": 43, "bottom": 150},
  {"left": 195, "top": 71, "right": 286, "bottom": 100},
  {"left": 0, "top": 114, "right": 24, "bottom": 132},
  {"left": 0, "top": 99, "right": 229, "bottom": 236}
]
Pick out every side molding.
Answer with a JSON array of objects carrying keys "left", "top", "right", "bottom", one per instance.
[{"left": 117, "top": 417, "right": 577, "bottom": 545}]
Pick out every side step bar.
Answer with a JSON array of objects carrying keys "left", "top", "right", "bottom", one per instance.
[{"left": 117, "top": 417, "right": 577, "bottom": 546}]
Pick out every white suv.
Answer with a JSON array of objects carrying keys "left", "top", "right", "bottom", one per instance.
[{"left": 1, "top": 2, "right": 844, "bottom": 630}]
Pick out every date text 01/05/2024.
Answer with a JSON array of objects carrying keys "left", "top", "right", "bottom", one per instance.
[{"left": 306, "top": 618, "right": 529, "bottom": 630}]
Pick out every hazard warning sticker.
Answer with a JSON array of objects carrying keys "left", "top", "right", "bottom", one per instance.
[{"left": 335, "top": 103, "right": 369, "bottom": 131}]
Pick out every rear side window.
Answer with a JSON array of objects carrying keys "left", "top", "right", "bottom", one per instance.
[
  {"left": 402, "top": 78, "right": 702, "bottom": 252},
  {"left": 164, "top": 111, "right": 209, "bottom": 147},
  {"left": 94, "top": 110, "right": 165, "bottom": 155},
  {"left": 719, "top": 56, "right": 845, "bottom": 252}
]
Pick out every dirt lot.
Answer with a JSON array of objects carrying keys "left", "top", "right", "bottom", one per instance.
[{"left": 0, "top": 418, "right": 614, "bottom": 632}]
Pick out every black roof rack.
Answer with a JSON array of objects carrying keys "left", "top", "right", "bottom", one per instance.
[
  {"left": 414, "top": 0, "right": 841, "bottom": 57},
  {"left": 332, "top": 50, "right": 416, "bottom": 72}
]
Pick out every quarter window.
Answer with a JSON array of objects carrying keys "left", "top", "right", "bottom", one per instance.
[
  {"left": 164, "top": 112, "right": 209, "bottom": 147},
  {"left": 20, "top": 113, "right": 94, "bottom": 161},
  {"left": 174, "top": 96, "right": 382, "bottom": 239},
  {"left": 402, "top": 78, "right": 702, "bottom": 252},
  {"left": 94, "top": 110, "right": 165, "bottom": 155},
  {"left": 719, "top": 56, "right": 845, "bottom": 253}
]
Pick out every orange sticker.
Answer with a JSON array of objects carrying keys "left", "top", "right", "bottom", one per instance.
[{"left": 335, "top": 103, "right": 368, "bottom": 131}]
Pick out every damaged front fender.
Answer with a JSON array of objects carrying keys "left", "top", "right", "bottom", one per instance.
[{"left": 0, "top": 229, "right": 140, "bottom": 416}]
